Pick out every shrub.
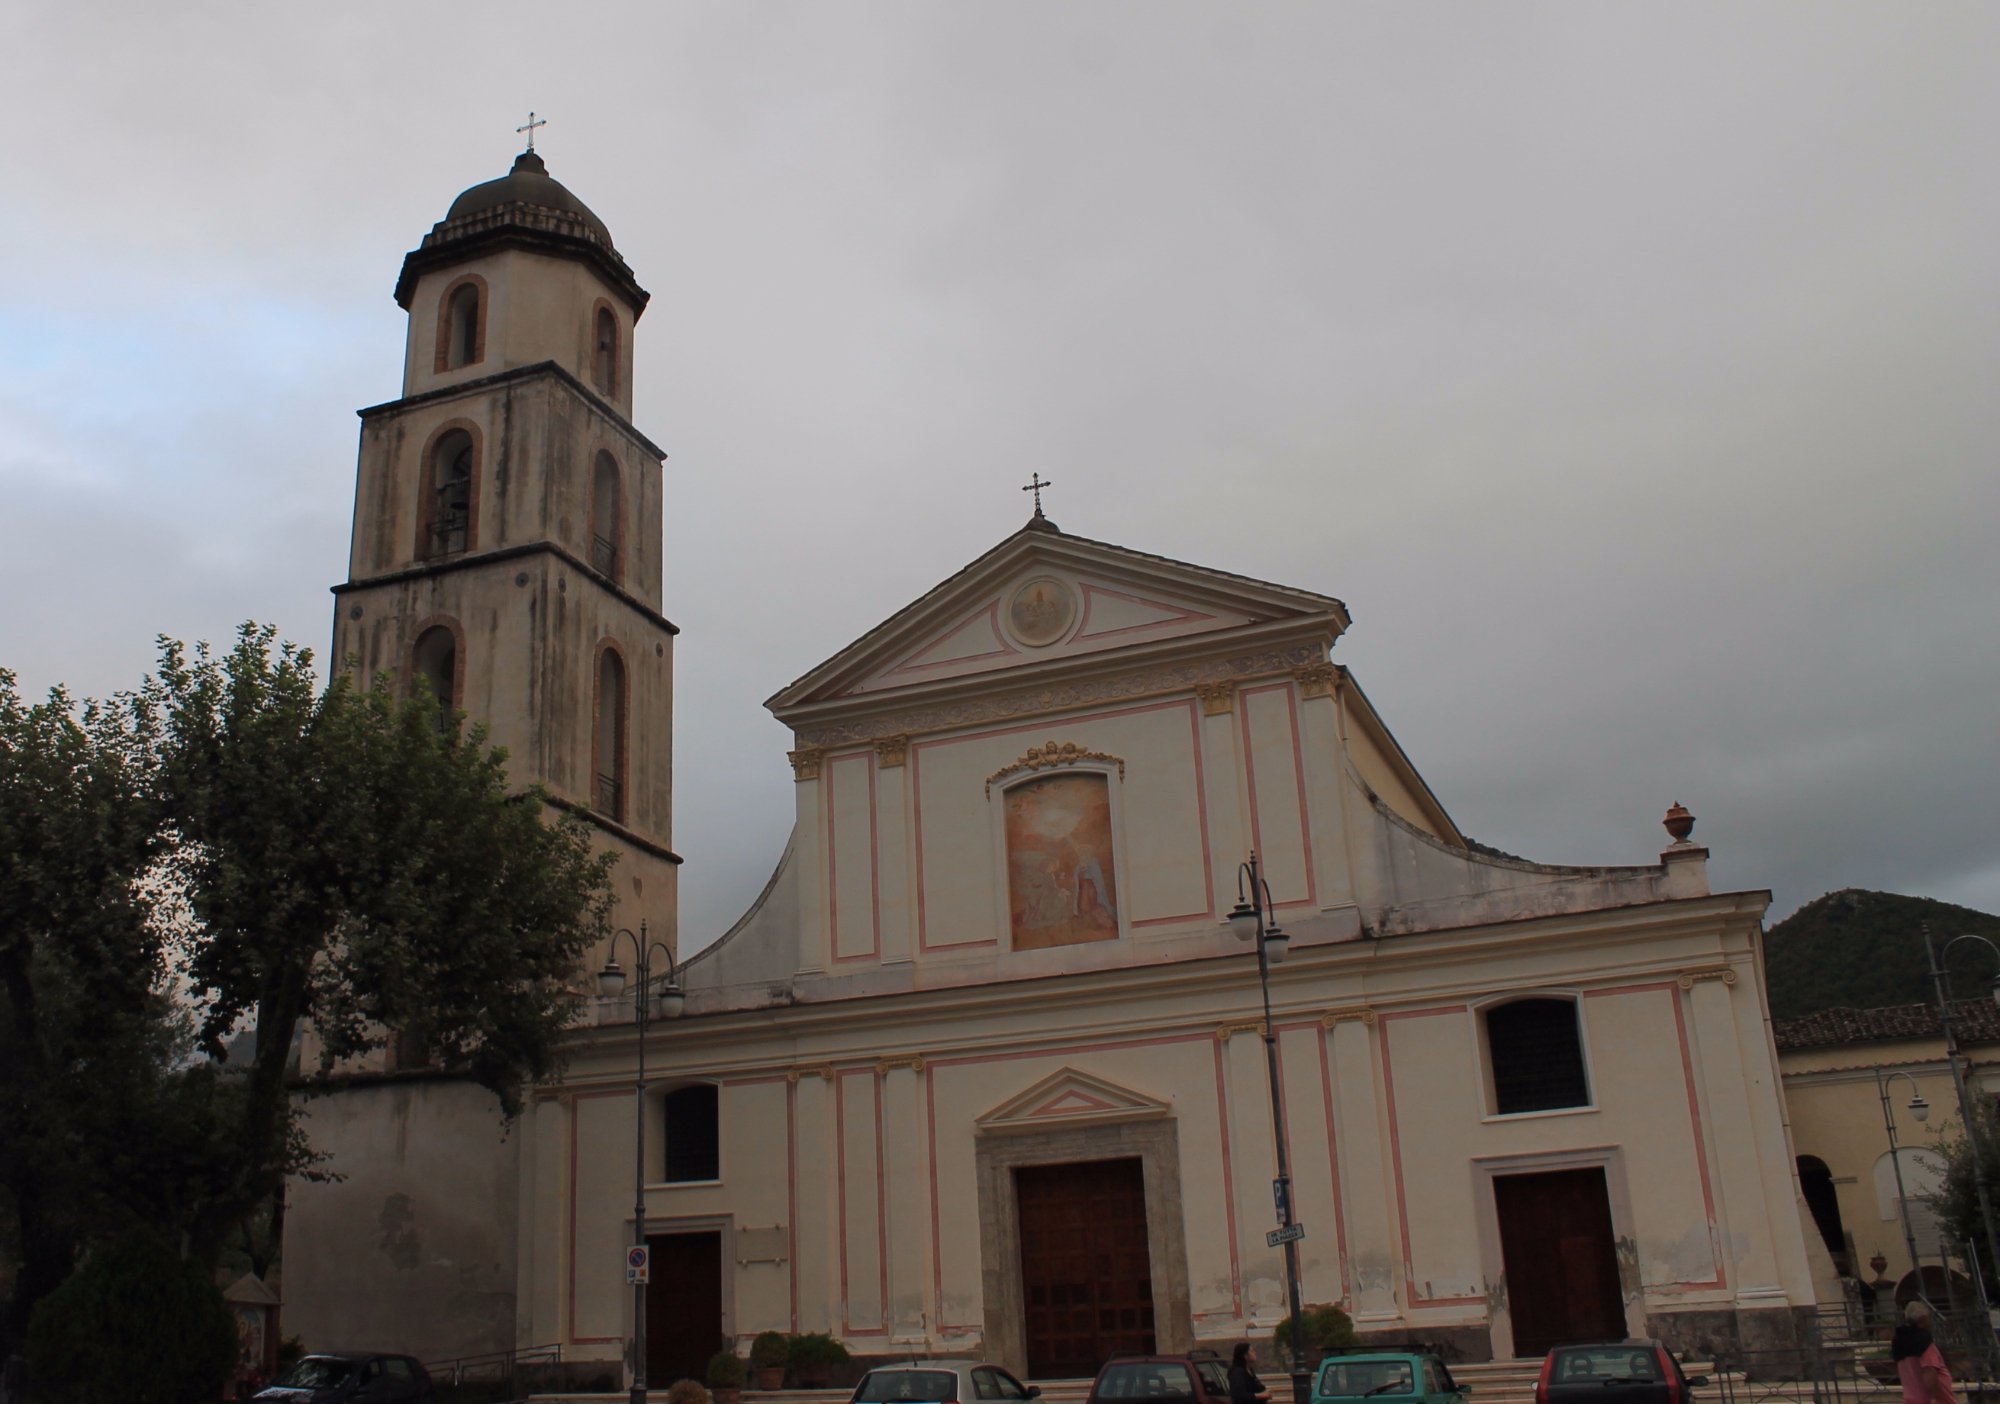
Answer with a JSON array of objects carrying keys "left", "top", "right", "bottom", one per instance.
[
  {"left": 667, "top": 1381, "right": 712, "bottom": 1404},
  {"left": 1271, "top": 1302, "right": 1359, "bottom": 1356},
  {"left": 787, "top": 1332, "right": 851, "bottom": 1369},
  {"left": 709, "top": 1351, "right": 747, "bottom": 1388},
  {"left": 750, "top": 1331, "right": 790, "bottom": 1369},
  {"left": 25, "top": 1227, "right": 238, "bottom": 1404}
]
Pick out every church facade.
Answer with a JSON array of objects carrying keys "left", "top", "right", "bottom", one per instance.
[{"left": 283, "top": 152, "right": 1825, "bottom": 1381}]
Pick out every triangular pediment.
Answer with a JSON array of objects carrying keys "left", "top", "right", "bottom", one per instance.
[
  {"left": 975, "top": 1066, "right": 1171, "bottom": 1133},
  {"left": 768, "top": 520, "right": 1349, "bottom": 717}
]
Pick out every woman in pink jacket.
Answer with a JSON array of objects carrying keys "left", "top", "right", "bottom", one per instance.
[{"left": 1893, "top": 1300, "right": 1958, "bottom": 1404}]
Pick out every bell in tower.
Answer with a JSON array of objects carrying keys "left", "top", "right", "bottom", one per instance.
[{"left": 330, "top": 141, "right": 680, "bottom": 947}]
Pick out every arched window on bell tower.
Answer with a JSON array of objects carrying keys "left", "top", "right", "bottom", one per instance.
[
  {"left": 440, "top": 279, "right": 484, "bottom": 372},
  {"left": 591, "top": 452, "right": 622, "bottom": 580},
  {"left": 594, "top": 646, "right": 627, "bottom": 822},
  {"left": 593, "top": 305, "right": 619, "bottom": 396},
  {"left": 411, "top": 624, "right": 459, "bottom": 732},
  {"left": 420, "top": 430, "right": 475, "bottom": 559}
]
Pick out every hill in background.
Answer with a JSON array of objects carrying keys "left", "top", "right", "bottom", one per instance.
[{"left": 1763, "top": 889, "right": 2000, "bottom": 1019}]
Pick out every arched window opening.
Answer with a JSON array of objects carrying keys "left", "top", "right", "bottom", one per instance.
[
  {"left": 662, "top": 1083, "right": 719, "bottom": 1183},
  {"left": 593, "top": 306, "right": 618, "bottom": 395},
  {"left": 594, "top": 648, "right": 627, "bottom": 821},
  {"left": 445, "top": 283, "right": 481, "bottom": 369},
  {"left": 411, "top": 625, "right": 457, "bottom": 732},
  {"left": 1485, "top": 997, "right": 1589, "bottom": 1114},
  {"left": 1797, "top": 1155, "right": 1852, "bottom": 1275},
  {"left": 591, "top": 453, "right": 621, "bottom": 579},
  {"left": 427, "top": 432, "right": 473, "bottom": 557}
]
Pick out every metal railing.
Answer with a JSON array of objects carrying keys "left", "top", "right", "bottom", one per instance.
[
  {"left": 592, "top": 533, "right": 618, "bottom": 577},
  {"left": 595, "top": 772, "right": 623, "bottom": 821}
]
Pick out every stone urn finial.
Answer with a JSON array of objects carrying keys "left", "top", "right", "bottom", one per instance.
[
  {"left": 1869, "top": 1251, "right": 1890, "bottom": 1278},
  {"left": 1663, "top": 801, "right": 1696, "bottom": 844}
]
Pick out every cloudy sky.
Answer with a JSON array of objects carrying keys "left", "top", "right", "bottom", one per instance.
[{"left": 2, "top": 3, "right": 1994, "bottom": 949}]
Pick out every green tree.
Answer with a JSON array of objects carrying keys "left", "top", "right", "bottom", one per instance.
[
  {"left": 25, "top": 1226, "right": 237, "bottom": 1404},
  {"left": 154, "top": 624, "right": 617, "bottom": 1253},
  {"left": 0, "top": 667, "right": 189, "bottom": 1346},
  {"left": 1927, "top": 1101, "right": 2000, "bottom": 1285}
]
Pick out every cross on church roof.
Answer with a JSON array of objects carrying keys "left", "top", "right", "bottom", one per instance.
[
  {"left": 516, "top": 111, "right": 547, "bottom": 152},
  {"left": 1022, "top": 472, "right": 1054, "bottom": 518}
]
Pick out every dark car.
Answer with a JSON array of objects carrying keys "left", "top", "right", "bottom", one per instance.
[
  {"left": 253, "top": 1352, "right": 435, "bottom": 1404},
  {"left": 1534, "top": 1341, "right": 1707, "bottom": 1404},
  {"left": 1087, "top": 1351, "right": 1231, "bottom": 1404}
]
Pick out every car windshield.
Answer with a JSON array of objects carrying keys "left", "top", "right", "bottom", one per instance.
[
  {"left": 856, "top": 1371, "right": 960, "bottom": 1402},
  {"left": 1319, "top": 1362, "right": 1415, "bottom": 1397},
  {"left": 1096, "top": 1364, "right": 1196, "bottom": 1402},
  {"left": 1555, "top": 1351, "right": 1659, "bottom": 1384},
  {"left": 275, "top": 1358, "right": 358, "bottom": 1388}
]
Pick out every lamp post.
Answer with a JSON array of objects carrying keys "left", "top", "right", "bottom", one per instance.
[
  {"left": 1228, "top": 853, "right": 1309, "bottom": 1404},
  {"left": 597, "top": 921, "right": 685, "bottom": 1404},
  {"left": 1875, "top": 1068, "right": 1932, "bottom": 1276},
  {"left": 1925, "top": 930, "right": 2000, "bottom": 1290}
]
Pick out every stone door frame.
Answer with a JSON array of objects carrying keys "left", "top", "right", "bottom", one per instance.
[{"left": 975, "top": 1117, "right": 1192, "bottom": 1379}]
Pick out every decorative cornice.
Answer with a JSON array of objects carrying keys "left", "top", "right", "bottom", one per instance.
[
  {"left": 875, "top": 1054, "right": 926, "bottom": 1074},
  {"left": 1215, "top": 1018, "right": 1267, "bottom": 1042},
  {"left": 1294, "top": 663, "right": 1339, "bottom": 699},
  {"left": 874, "top": 736, "right": 909, "bottom": 769},
  {"left": 788, "top": 747, "right": 824, "bottom": 782},
  {"left": 792, "top": 642, "right": 1325, "bottom": 747},
  {"left": 986, "top": 741, "right": 1126, "bottom": 798},
  {"left": 1677, "top": 967, "right": 1739, "bottom": 990},
  {"left": 1195, "top": 680, "right": 1237, "bottom": 716},
  {"left": 1320, "top": 1006, "right": 1378, "bottom": 1027},
  {"left": 785, "top": 1064, "right": 835, "bottom": 1083}
]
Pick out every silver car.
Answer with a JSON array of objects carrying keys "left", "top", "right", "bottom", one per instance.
[{"left": 851, "top": 1362, "right": 1043, "bottom": 1404}]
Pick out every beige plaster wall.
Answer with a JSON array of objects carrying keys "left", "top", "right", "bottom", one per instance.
[
  {"left": 402, "top": 250, "right": 638, "bottom": 419},
  {"left": 286, "top": 1079, "right": 521, "bottom": 1361}
]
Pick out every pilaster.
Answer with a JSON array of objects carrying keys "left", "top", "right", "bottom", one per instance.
[
  {"left": 1684, "top": 971, "right": 1784, "bottom": 1303},
  {"left": 1326, "top": 1012, "right": 1402, "bottom": 1325}
]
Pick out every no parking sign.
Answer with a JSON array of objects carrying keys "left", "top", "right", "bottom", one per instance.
[{"left": 626, "top": 1245, "right": 650, "bottom": 1284}]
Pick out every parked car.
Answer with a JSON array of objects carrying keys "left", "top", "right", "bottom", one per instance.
[
  {"left": 1534, "top": 1341, "right": 1707, "bottom": 1404},
  {"left": 851, "top": 1362, "right": 1042, "bottom": 1404},
  {"left": 252, "top": 1352, "right": 435, "bottom": 1404},
  {"left": 1087, "top": 1351, "right": 1231, "bottom": 1404},
  {"left": 1312, "top": 1350, "right": 1467, "bottom": 1404}
]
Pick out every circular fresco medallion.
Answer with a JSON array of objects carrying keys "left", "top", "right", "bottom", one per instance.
[{"left": 1006, "top": 576, "right": 1077, "bottom": 647}]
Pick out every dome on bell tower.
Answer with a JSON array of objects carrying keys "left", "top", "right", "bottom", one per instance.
[{"left": 393, "top": 148, "right": 647, "bottom": 313}]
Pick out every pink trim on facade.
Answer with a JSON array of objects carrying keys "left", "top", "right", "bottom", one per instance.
[
  {"left": 1584, "top": 982, "right": 1727, "bottom": 1291},
  {"left": 826, "top": 752, "right": 882, "bottom": 963},
  {"left": 883, "top": 602, "right": 1020, "bottom": 680},
  {"left": 1379, "top": 1006, "right": 1483, "bottom": 1308},
  {"left": 1312, "top": 1022, "right": 1353, "bottom": 1301},
  {"left": 1073, "top": 583, "right": 1216, "bottom": 643},
  {"left": 787, "top": 1077, "right": 800, "bottom": 1332},
  {"left": 1211, "top": 1038, "right": 1245, "bottom": 1316},
  {"left": 912, "top": 697, "right": 1209, "bottom": 950},
  {"left": 1238, "top": 682, "right": 1317, "bottom": 909}
]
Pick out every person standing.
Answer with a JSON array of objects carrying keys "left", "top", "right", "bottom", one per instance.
[
  {"left": 1229, "top": 1344, "right": 1272, "bottom": 1404},
  {"left": 1893, "top": 1300, "right": 1958, "bottom": 1404}
]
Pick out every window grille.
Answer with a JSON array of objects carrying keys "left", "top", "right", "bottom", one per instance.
[
  {"left": 663, "top": 1084, "right": 720, "bottom": 1182},
  {"left": 591, "top": 533, "right": 618, "bottom": 577},
  {"left": 1487, "top": 998, "right": 1590, "bottom": 1114},
  {"left": 595, "top": 771, "right": 623, "bottom": 821}
]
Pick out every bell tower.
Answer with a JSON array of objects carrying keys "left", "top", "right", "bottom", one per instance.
[{"left": 330, "top": 145, "right": 679, "bottom": 943}]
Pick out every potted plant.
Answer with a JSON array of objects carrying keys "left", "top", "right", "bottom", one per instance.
[
  {"left": 667, "top": 1381, "right": 713, "bottom": 1404},
  {"left": 709, "top": 1350, "right": 748, "bottom": 1404},
  {"left": 787, "top": 1332, "right": 851, "bottom": 1389},
  {"left": 750, "top": 1331, "right": 790, "bottom": 1390}
]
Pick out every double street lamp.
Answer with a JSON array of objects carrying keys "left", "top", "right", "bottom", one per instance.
[
  {"left": 1227, "top": 853, "right": 1309, "bottom": 1404},
  {"left": 597, "top": 921, "right": 686, "bottom": 1404},
  {"left": 1925, "top": 930, "right": 2000, "bottom": 1314},
  {"left": 1875, "top": 1069, "right": 1932, "bottom": 1276}
]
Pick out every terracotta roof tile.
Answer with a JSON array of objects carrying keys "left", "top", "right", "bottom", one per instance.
[{"left": 1772, "top": 998, "right": 2000, "bottom": 1051}]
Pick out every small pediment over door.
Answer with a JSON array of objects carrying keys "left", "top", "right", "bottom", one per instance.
[{"left": 976, "top": 1066, "right": 1171, "bottom": 1135}]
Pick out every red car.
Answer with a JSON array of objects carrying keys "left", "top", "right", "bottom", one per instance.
[
  {"left": 1087, "top": 1351, "right": 1233, "bottom": 1404},
  {"left": 1534, "top": 1341, "right": 1707, "bottom": 1404}
]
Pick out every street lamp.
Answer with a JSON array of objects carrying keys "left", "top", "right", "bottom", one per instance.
[
  {"left": 1227, "top": 853, "right": 1309, "bottom": 1404},
  {"left": 597, "top": 920, "right": 685, "bottom": 1404},
  {"left": 1920, "top": 928, "right": 2000, "bottom": 1304},
  {"left": 1876, "top": 1068, "right": 1932, "bottom": 1275}
]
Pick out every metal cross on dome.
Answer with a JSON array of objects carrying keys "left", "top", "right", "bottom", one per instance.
[
  {"left": 1022, "top": 472, "right": 1054, "bottom": 518},
  {"left": 516, "top": 111, "right": 547, "bottom": 151}
]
